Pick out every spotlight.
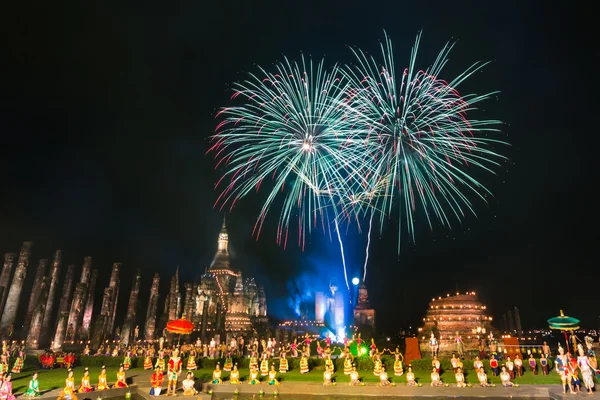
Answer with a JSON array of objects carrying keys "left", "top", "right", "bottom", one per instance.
[{"left": 352, "top": 277, "right": 359, "bottom": 285}]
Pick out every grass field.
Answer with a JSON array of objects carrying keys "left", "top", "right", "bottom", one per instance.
[{"left": 10, "top": 363, "right": 564, "bottom": 394}]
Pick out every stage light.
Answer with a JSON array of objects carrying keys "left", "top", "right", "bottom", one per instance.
[{"left": 352, "top": 277, "right": 359, "bottom": 285}]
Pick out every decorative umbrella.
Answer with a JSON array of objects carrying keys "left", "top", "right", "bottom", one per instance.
[
  {"left": 547, "top": 310, "right": 580, "bottom": 353},
  {"left": 166, "top": 318, "right": 195, "bottom": 345}
]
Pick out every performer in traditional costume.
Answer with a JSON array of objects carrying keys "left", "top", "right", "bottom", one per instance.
[
  {"left": 455, "top": 367, "right": 466, "bottom": 387},
  {"left": 155, "top": 349, "right": 165, "bottom": 371},
  {"left": 555, "top": 345, "right": 570, "bottom": 394},
  {"left": 540, "top": 353, "right": 549, "bottom": 375},
  {"left": 249, "top": 351, "right": 258, "bottom": 371},
  {"left": 343, "top": 352, "right": 353, "bottom": 375},
  {"left": 323, "top": 366, "right": 333, "bottom": 385},
  {"left": 57, "top": 369, "right": 77, "bottom": 400},
  {"left": 259, "top": 353, "right": 269, "bottom": 376},
  {"left": 455, "top": 333, "right": 464, "bottom": 357},
  {"left": 113, "top": 364, "right": 128, "bottom": 388},
  {"left": 25, "top": 372, "right": 41, "bottom": 397},
  {"left": 143, "top": 351, "right": 153, "bottom": 370},
  {"left": 500, "top": 366, "right": 514, "bottom": 387},
  {"left": 229, "top": 364, "right": 240, "bottom": 384},
  {"left": 223, "top": 353, "right": 233, "bottom": 372},
  {"left": 324, "top": 354, "right": 334, "bottom": 372},
  {"left": 123, "top": 351, "right": 131, "bottom": 371},
  {"left": 182, "top": 372, "right": 197, "bottom": 395},
  {"left": 369, "top": 338, "right": 377, "bottom": 357},
  {"left": 577, "top": 344, "right": 597, "bottom": 394},
  {"left": 490, "top": 354, "right": 499, "bottom": 376},
  {"left": 514, "top": 354, "right": 523, "bottom": 377},
  {"left": 279, "top": 349, "right": 288, "bottom": 373},
  {"left": 166, "top": 348, "right": 182, "bottom": 395},
  {"left": 10, "top": 351, "right": 23, "bottom": 374},
  {"left": 299, "top": 351, "right": 309, "bottom": 374},
  {"left": 429, "top": 332, "right": 438, "bottom": 358},
  {"left": 186, "top": 349, "right": 197, "bottom": 370},
  {"left": 0, "top": 355, "right": 8, "bottom": 374},
  {"left": 96, "top": 366, "right": 109, "bottom": 391},
  {"left": 432, "top": 356, "right": 440, "bottom": 373},
  {"left": 77, "top": 368, "right": 93, "bottom": 393},
  {"left": 450, "top": 353, "right": 458, "bottom": 372},
  {"left": 505, "top": 356, "right": 515, "bottom": 379},
  {"left": 211, "top": 363, "right": 222, "bottom": 384},
  {"left": 379, "top": 365, "right": 390, "bottom": 386},
  {"left": 0, "top": 374, "right": 16, "bottom": 400},
  {"left": 248, "top": 365, "right": 260, "bottom": 385},
  {"left": 567, "top": 358, "right": 581, "bottom": 393},
  {"left": 406, "top": 366, "right": 416, "bottom": 386},
  {"left": 372, "top": 353, "right": 382, "bottom": 376},
  {"left": 392, "top": 348, "right": 404, "bottom": 376},
  {"left": 473, "top": 356, "right": 483, "bottom": 371},
  {"left": 268, "top": 365, "right": 279, "bottom": 385},
  {"left": 477, "top": 368, "right": 491, "bottom": 386},
  {"left": 430, "top": 367, "right": 443, "bottom": 387},
  {"left": 349, "top": 366, "right": 360, "bottom": 386},
  {"left": 290, "top": 339, "right": 298, "bottom": 358},
  {"left": 150, "top": 366, "right": 163, "bottom": 396},
  {"left": 527, "top": 353, "right": 537, "bottom": 375}
]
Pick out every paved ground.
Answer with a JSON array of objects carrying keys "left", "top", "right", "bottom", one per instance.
[{"left": 31, "top": 368, "right": 594, "bottom": 399}]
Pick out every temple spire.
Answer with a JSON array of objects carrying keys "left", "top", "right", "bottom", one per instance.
[{"left": 218, "top": 218, "right": 229, "bottom": 253}]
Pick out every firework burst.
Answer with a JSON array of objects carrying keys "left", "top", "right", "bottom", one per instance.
[{"left": 342, "top": 32, "right": 507, "bottom": 253}]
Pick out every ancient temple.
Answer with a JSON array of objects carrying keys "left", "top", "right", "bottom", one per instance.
[
  {"left": 418, "top": 291, "right": 498, "bottom": 356},
  {"left": 164, "top": 221, "right": 267, "bottom": 337},
  {"left": 353, "top": 284, "right": 375, "bottom": 332}
]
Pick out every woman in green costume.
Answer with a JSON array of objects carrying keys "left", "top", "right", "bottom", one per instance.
[{"left": 25, "top": 371, "right": 41, "bottom": 397}]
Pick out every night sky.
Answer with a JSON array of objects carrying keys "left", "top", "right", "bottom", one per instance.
[{"left": 1, "top": 1, "right": 595, "bottom": 335}]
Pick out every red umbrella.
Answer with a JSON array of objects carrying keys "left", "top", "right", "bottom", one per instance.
[{"left": 166, "top": 318, "right": 195, "bottom": 335}]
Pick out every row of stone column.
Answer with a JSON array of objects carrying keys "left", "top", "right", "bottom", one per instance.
[{"left": 0, "top": 241, "right": 203, "bottom": 350}]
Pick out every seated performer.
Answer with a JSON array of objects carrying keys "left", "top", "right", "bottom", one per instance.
[
  {"left": 323, "top": 367, "right": 333, "bottom": 385},
  {"left": 182, "top": 372, "right": 198, "bottom": 396},
  {"left": 500, "top": 366, "right": 514, "bottom": 387},
  {"left": 268, "top": 365, "right": 279, "bottom": 386},
  {"left": 349, "top": 366, "right": 360, "bottom": 386},
  {"left": 57, "top": 369, "right": 77, "bottom": 400},
  {"left": 96, "top": 366, "right": 109, "bottom": 391},
  {"left": 0, "top": 374, "right": 16, "bottom": 400},
  {"left": 248, "top": 365, "right": 260, "bottom": 385},
  {"left": 455, "top": 367, "right": 466, "bottom": 387},
  {"left": 406, "top": 366, "right": 416, "bottom": 387},
  {"left": 432, "top": 356, "right": 441, "bottom": 373},
  {"left": 431, "top": 367, "right": 443, "bottom": 387},
  {"left": 477, "top": 368, "right": 491, "bottom": 387},
  {"left": 379, "top": 365, "right": 390, "bottom": 386},
  {"left": 113, "top": 364, "right": 128, "bottom": 388},
  {"left": 473, "top": 356, "right": 483, "bottom": 372},
  {"left": 211, "top": 363, "right": 222, "bottom": 384},
  {"left": 150, "top": 366, "right": 164, "bottom": 396},
  {"left": 25, "top": 371, "right": 41, "bottom": 397},
  {"left": 230, "top": 364, "right": 240, "bottom": 384},
  {"left": 528, "top": 354, "right": 538, "bottom": 375},
  {"left": 77, "top": 368, "right": 93, "bottom": 393}
]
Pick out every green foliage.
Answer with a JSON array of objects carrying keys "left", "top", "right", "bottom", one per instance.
[{"left": 78, "top": 356, "right": 142, "bottom": 368}]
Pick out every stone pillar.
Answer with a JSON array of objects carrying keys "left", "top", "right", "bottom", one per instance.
[
  {"left": 121, "top": 269, "right": 141, "bottom": 346},
  {"left": 53, "top": 311, "right": 69, "bottom": 351},
  {"left": 26, "top": 276, "right": 49, "bottom": 349},
  {"left": 109, "top": 281, "right": 119, "bottom": 336},
  {"left": 0, "top": 253, "right": 16, "bottom": 317},
  {"left": 23, "top": 258, "right": 49, "bottom": 335},
  {"left": 184, "top": 282, "right": 194, "bottom": 320},
  {"left": 91, "top": 263, "right": 119, "bottom": 349},
  {"left": 40, "top": 250, "right": 62, "bottom": 343},
  {"left": 81, "top": 269, "right": 98, "bottom": 339},
  {"left": 168, "top": 268, "right": 179, "bottom": 321},
  {"left": 144, "top": 274, "right": 160, "bottom": 341},
  {"left": 52, "top": 264, "right": 75, "bottom": 349},
  {"left": 72, "top": 257, "right": 93, "bottom": 338},
  {"left": 66, "top": 283, "right": 85, "bottom": 340},
  {"left": 0, "top": 241, "right": 33, "bottom": 335}
]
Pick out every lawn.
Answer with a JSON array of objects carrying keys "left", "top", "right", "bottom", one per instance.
[{"left": 10, "top": 363, "right": 564, "bottom": 394}]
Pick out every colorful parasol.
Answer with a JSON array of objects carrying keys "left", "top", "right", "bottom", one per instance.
[
  {"left": 547, "top": 310, "right": 580, "bottom": 353},
  {"left": 166, "top": 318, "right": 195, "bottom": 335}
]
